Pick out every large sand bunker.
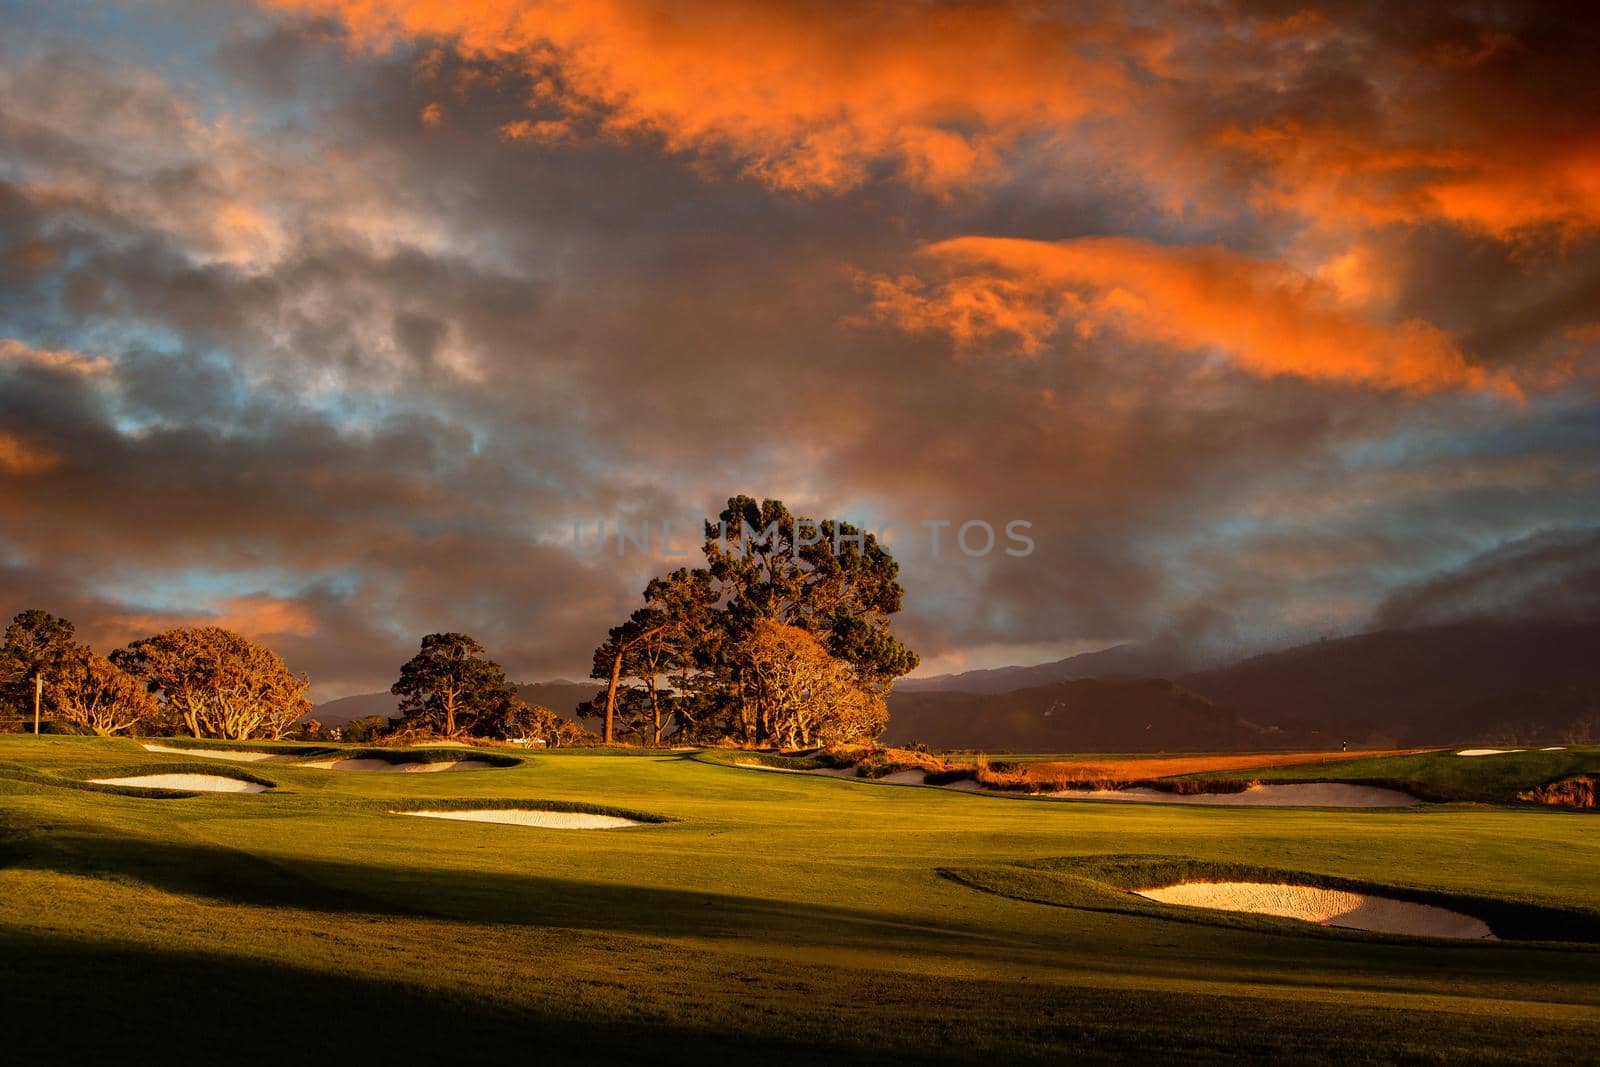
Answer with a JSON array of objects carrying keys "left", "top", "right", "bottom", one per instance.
[
  {"left": 298, "top": 758, "right": 495, "bottom": 772},
  {"left": 396, "top": 809, "right": 641, "bottom": 829},
  {"left": 948, "top": 780, "right": 1419, "bottom": 807},
  {"left": 140, "top": 743, "right": 280, "bottom": 762},
  {"left": 1136, "top": 881, "right": 1495, "bottom": 939},
  {"left": 90, "top": 773, "right": 267, "bottom": 793},
  {"left": 1456, "top": 748, "right": 1524, "bottom": 756}
]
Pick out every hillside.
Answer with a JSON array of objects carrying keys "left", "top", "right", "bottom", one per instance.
[
  {"left": 884, "top": 677, "right": 1274, "bottom": 751},
  {"left": 1179, "top": 620, "right": 1600, "bottom": 745},
  {"left": 896, "top": 643, "right": 1189, "bottom": 694}
]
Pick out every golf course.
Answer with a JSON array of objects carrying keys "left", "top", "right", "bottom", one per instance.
[{"left": 2, "top": 736, "right": 1596, "bottom": 1064}]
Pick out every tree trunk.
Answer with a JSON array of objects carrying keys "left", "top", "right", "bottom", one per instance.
[
  {"left": 648, "top": 675, "right": 661, "bottom": 746},
  {"left": 603, "top": 648, "right": 624, "bottom": 744}
]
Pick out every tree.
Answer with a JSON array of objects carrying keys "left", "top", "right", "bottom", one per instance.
[
  {"left": 53, "top": 649, "right": 160, "bottom": 736},
  {"left": 591, "top": 568, "right": 720, "bottom": 744},
  {"left": 584, "top": 496, "right": 918, "bottom": 747},
  {"left": 704, "top": 496, "right": 918, "bottom": 688},
  {"left": 501, "top": 700, "right": 596, "bottom": 748},
  {"left": 1, "top": 609, "right": 82, "bottom": 729},
  {"left": 113, "top": 626, "right": 311, "bottom": 740},
  {"left": 391, "top": 633, "right": 516, "bottom": 737},
  {"left": 736, "top": 620, "right": 887, "bottom": 749}
]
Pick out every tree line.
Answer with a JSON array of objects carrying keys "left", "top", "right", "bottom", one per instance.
[{"left": 1, "top": 496, "right": 920, "bottom": 750}]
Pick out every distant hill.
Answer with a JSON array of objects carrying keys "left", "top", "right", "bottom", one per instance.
[
  {"left": 1178, "top": 620, "right": 1600, "bottom": 745},
  {"left": 884, "top": 678, "right": 1275, "bottom": 751},
  {"left": 313, "top": 680, "right": 598, "bottom": 726},
  {"left": 312, "top": 690, "right": 399, "bottom": 726},
  {"left": 516, "top": 680, "right": 600, "bottom": 719},
  {"left": 896, "top": 643, "right": 1190, "bottom": 694}
]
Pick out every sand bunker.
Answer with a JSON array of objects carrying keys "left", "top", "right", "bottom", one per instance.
[
  {"left": 297, "top": 758, "right": 495, "bottom": 772},
  {"left": 90, "top": 773, "right": 267, "bottom": 793},
  {"left": 947, "top": 780, "right": 1419, "bottom": 807},
  {"left": 141, "top": 743, "right": 280, "bottom": 762},
  {"left": 396, "top": 809, "right": 641, "bottom": 829},
  {"left": 1541, "top": 746, "right": 1567, "bottom": 751},
  {"left": 1136, "top": 881, "right": 1494, "bottom": 939},
  {"left": 1456, "top": 748, "right": 1525, "bottom": 756}
]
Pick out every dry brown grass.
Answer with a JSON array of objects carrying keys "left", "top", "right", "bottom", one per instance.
[
  {"left": 1518, "top": 776, "right": 1597, "bottom": 809},
  {"left": 974, "top": 749, "right": 1429, "bottom": 792}
]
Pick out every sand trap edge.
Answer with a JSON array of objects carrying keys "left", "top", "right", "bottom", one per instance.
[
  {"left": 385, "top": 799, "right": 672, "bottom": 828},
  {"left": 1134, "top": 881, "right": 1496, "bottom": 940},
  {"left": 88, "top": 773, "right": 269, "bottom": 794},
  {"left": 394, "top": 809, "right": 642, "bottom": 829}
]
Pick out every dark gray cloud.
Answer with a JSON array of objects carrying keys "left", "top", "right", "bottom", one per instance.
[{"left": 1, "top": 2, "right": 1598, "bottom": 694}]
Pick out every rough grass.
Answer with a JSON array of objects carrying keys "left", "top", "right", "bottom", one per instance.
[{"left": 2, "top": 734, "right": 1598, "bottom": 1063}]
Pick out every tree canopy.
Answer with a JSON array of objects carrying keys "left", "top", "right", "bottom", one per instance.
[
  {"left": 587, "top": 495, "right": 917, "bottom": 747},
  {"left": 391, "top": 632, "right": 517, "bottom": 737},
  {"left": 113, "top": 626, "right": 311, "bottom": 740}
]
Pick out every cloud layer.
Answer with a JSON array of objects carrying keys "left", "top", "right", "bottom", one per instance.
[{"left": 1, "top": 1, "right": 1597, "bottom": 696}]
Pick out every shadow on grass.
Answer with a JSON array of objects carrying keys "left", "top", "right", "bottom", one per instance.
[
  {"left": 0, "top": 928, "right": 880, "bottom": 1066},
  {"left": 1, "top": 822, "right": 1024, "bottom": 955}
]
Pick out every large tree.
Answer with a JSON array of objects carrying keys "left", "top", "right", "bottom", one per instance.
[
  {"left": 736, "top": 620, "right": 887, "bottom": 749},
  {"left": 586, "top": 496, "right": 918, "bottom": 747},
  {"left": 53, "top": 649, "right": 161, "bottom": 736},
  {"left": 591, "top": 568, "right": 719, "bottom": 744},
  {"left": 391, "top": 632, "right": 516, "bottom": 737},
  {"left": 0, "top": 609, "right": 82, "bottom": 729},
  {"left": 704, "top": 496, "right": 918, "bottom": 688},
  {"left": 113, "top": 626, "right": 311, "bottom": 740}
]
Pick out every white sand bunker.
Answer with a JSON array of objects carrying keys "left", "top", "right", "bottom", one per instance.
[
  {"left": 297, "top": 758, "right": 495, "bottom": 772},
  {"left": 396, "top": 809, "right": 641, "bottom": 829},
  {"left": 1541, "top": 746, "right": 1567, "bottom": 751},
  {"left": 141, "top": 743, "right": 281, "bottom": 762},
  {"left": 1456, "top": 748, "right": 1524, "bottom": 756},
  {"left": 947, "top": 780, "right": 1418, "bottom": 807},
  {"left": 1137, "top": 881, "right": 1495, "bottom": 940},
  {"left": 91, "top": 773, "right": 267, "bottom": 793}
]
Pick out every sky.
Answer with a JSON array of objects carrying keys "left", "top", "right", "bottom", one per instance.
[{"left": 1, "top": 0, "right": 1597, "bottom": 699}]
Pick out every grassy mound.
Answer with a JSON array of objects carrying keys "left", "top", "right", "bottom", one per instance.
[
  {"left": 693, "top": 749, "right": 828, "bottom": 771},
  {"left": 1183, "top": 746, "right": 1600, "bottom": 805},
  {"left": 940, "top": 854, "right": 1600, "bottom": 944}
]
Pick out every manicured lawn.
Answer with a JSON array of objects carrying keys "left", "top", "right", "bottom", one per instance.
[{"left": 1, "top": 735, "right": 1596, "bottom": 1063}]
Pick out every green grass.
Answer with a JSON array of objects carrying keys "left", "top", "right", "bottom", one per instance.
[
  {"left": 1, "top": 734, "right": 1597, "bottom": 1064},
  {"left": 1183, "top": 746, "right": 1600, "bottom": 803}
]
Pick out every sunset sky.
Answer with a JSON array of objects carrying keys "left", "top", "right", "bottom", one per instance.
[{"left": 2, "top": 0, "right": 1597, "bottom": 698}]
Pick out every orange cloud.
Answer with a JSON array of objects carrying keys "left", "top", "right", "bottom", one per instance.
[
  {"left": 863, "top": 236, "right": 1516, "bottom": 396},
  {"left": 267, "top": 0, "right": 1134, "bottom": 194},
  {"left": 0, "top": 433, "right": 62, "bottom": 475},
  {"left": 0, "top": 338, "right": 112, "bottom": 377},
  {"left": 101, "top": 594, "right": 318, "bottom": 648},
  {"left": 1216, "top": 120, "right": 1600, "bottom": 239}
]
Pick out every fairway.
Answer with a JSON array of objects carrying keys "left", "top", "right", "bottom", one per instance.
[{"left": 2, "top": 736, "right": 1597, "bottom": 1064}]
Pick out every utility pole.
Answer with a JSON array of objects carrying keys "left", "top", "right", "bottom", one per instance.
[{"left": 33, "top": 674, "right": 42, "bottom": 734}]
